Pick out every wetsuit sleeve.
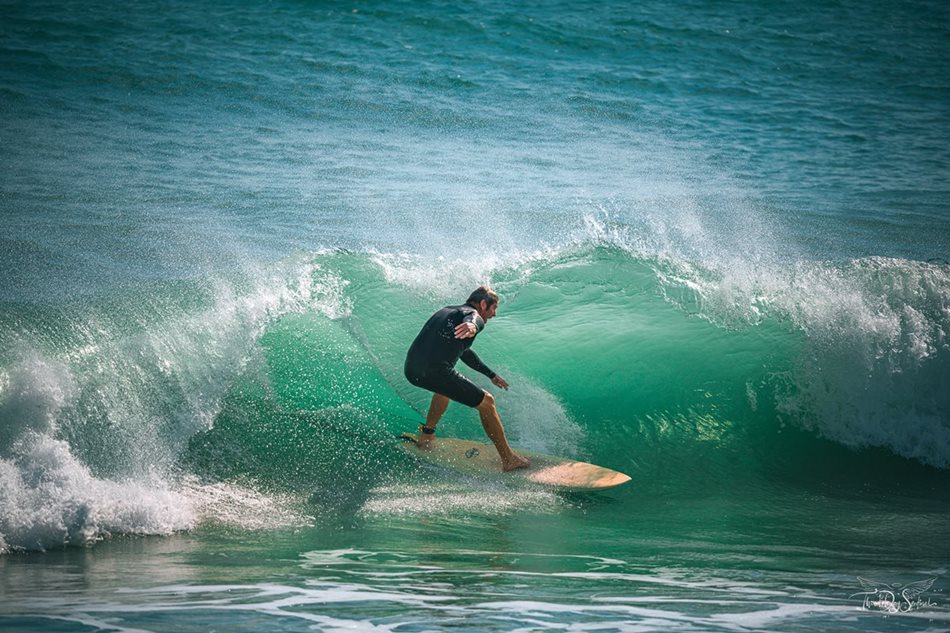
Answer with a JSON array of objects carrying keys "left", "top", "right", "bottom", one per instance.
[
  {"left": 460, "top": 348, "right": 496, "bottom": 379},
  {"left": 462, "top": 311, "right": 486, "bottom": 333}
]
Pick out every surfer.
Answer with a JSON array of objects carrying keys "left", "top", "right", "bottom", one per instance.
[{"left": 404, "top": 286, "right": 530, "bottom": 472}]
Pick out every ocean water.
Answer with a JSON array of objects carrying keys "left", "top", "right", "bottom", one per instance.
[{"left": 2, "top": 0, "right": 949, "bottom": 631}]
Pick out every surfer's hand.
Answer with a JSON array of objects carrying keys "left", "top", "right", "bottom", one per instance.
[
  {"left": 454, "top": 321, "right": 477, "bottom": 339},
  {"left": 491, "top": 375, "right": 509, "bottom": 390}
]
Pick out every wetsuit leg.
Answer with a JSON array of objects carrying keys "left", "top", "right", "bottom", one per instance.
[{"left": 406, "top": 367, "right": 485, "bottom": 408}]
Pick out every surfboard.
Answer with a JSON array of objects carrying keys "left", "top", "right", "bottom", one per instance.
[{"left": 399, "top": 433, "right": 631, "bottom": 491}]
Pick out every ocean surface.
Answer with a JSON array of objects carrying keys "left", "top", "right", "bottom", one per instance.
[{"left": 2, "top": 0, "right": 949, "bottom": 631}]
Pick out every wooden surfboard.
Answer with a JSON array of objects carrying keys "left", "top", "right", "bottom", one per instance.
[{"left": 399, "top": 433, "right": 631, "bottom": 491}]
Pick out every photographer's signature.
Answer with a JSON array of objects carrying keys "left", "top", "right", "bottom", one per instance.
[{"left": 851, "top": 576, "right": 938, "bottom": 613}]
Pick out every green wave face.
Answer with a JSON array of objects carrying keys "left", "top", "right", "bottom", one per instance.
[
  {"left": 3, "top": 241, "right": 947, "bottom": 554},
  {"left": 183, "top": 246, "right": 950, "bottom": 501},
  {"left": 2, "top": 233, "right": 949, "bottom": 556}
]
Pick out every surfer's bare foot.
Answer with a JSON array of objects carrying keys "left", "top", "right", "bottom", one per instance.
[{"left": 502, "top": 453, "right": 530, "bottom": 472}]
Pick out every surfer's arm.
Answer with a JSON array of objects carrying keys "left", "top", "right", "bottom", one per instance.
[
  {"left": 460, "top": 348, "right": 495, "bottom": 379},
  {"left": 454, "top": 312, "right": 485, "bottom": 339}
]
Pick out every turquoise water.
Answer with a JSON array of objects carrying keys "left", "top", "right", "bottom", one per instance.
[{"left": 2, "top": 1, "right": 949, "bottom": 630}]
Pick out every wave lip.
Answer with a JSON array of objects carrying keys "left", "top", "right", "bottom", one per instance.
[
  {"left": 755, "top": 257, "right": 950, "bottom": 468},
  {"left": 579, "top": 211, "right": 950, "bottom": 469},
  {"left": 2, "top": 242, "right": 948, "bottom": 553}
]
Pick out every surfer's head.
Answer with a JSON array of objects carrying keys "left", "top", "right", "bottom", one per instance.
[{"left": 467, "top": 286, "right": 499, "bottom": 321}]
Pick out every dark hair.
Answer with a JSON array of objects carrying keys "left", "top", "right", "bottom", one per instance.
[{"left": 466, "top": 285, "right": 499, "bottom": 307}]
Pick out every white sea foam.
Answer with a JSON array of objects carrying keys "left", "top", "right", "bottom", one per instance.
[
  {"left": 0, "top": 353, "right": 75, "bottom": 445},
  {"left": 0, "top": 256, "right": 343, "bottom": 552},
  {"left": 369, "top": 247, "right": 553, "bottom": 301},
  {"left": 756, "top": 258, "right": 949, "bottom": 467},
  {"left": 358, "top": 482, "right": 561, "bottom": 518},
  {"left": 0, "top": 433, "right": 194, "bottom": 553},
  {"left": 178, "top": 477, "right": 313, "bottom": 530}
]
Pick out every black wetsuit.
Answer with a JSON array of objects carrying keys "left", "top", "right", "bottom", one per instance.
[{"left": 404, "top": 304, "right": 496, "bottom": 408}]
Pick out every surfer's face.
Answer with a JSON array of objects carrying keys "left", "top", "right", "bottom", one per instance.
[{"left": 477, "top": 300, "right": 497, "bottom": 321}]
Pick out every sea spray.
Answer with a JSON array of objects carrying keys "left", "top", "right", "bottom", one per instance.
[
  {"left": 2, "top": 243, "right": 948, "bottom": 551},
  {"left": 577, "top": 212, "right": 950, "bottom": 467},
  {"left": 0, "top": 433, "right": 193, "bottom": 553},
  {"left": 0, "top": 256, "right": 348, "bottom": 551}
]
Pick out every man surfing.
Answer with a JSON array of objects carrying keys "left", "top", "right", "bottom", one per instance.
[{"left": 404, "top": 286, "right": 530, "bottom": 471}]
